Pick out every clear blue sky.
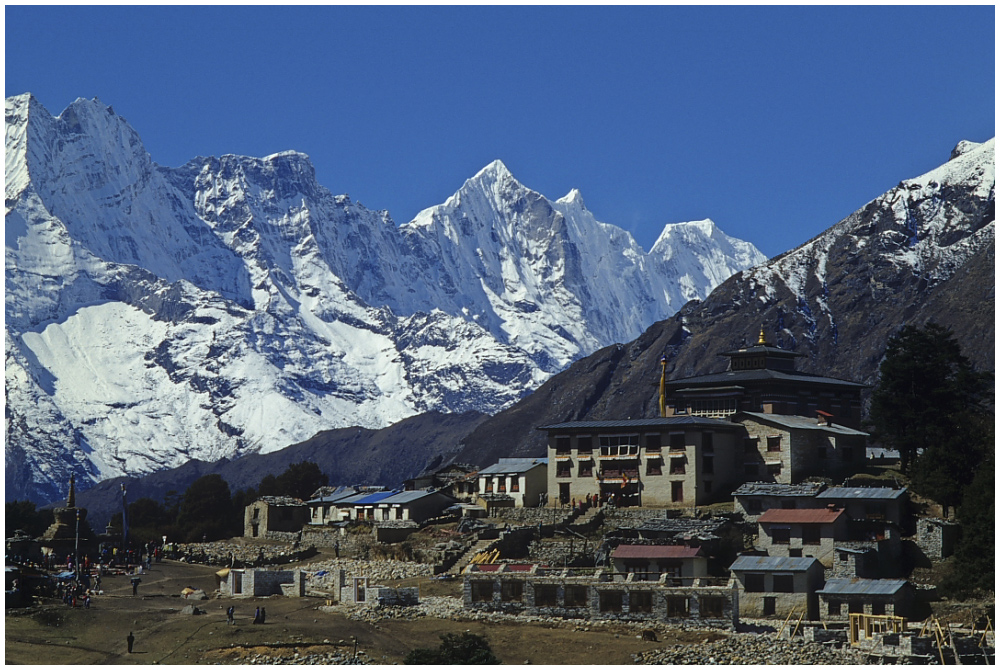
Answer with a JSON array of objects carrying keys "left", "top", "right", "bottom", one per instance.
[{"left": 6, "top": 5, "right": 995, "bottom": 258}]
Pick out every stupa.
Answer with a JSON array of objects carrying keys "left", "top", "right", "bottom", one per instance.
[{"left": 38, "top": 474, "right": 95, "bottom": 562}]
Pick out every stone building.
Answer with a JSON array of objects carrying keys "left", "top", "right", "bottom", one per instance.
[
  {"left": 733, "top": 482, "right": 827, "bottom": 520},
  {"left": 914, "top": 517, "right": 961, "bottom": 561},
  {"left": 476, "top": 458, "right": 548, "bottom": 510},
  {"left": 609, "top": 544, "right": 708, "bottom": 582},
  {"left": 244, "top": 497, "right": 310, "bottom": 539},
  {"left": 756, "top": 507, "right": 848, "bottom": 567},
  {"left": 306, "top": 487, "right": 359, "bottom": 526},
  {"left": 463, "top": 563, "right": 736, "bottom": 627},
  {"left": 817, "top": 578, "right": 915, "bottom": 621},
  {"left": 540, "top": 417, "right": 745, "bottom": 508},
  {"left": 736, "top": 412, "right": 868, "bottom": 484},
  {"left": 729, "top": 555, "right": 825, "bottom": 620},
  {"left": 220, "top": 568, "right": 305, "bottom": 597}
]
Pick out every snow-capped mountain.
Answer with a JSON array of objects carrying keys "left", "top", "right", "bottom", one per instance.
[
  {"left": 5, "top": 94, "right": 765, "bottom": 504},
  {"left": 448, "top": 138, "right": 995, "bottom": 469}
]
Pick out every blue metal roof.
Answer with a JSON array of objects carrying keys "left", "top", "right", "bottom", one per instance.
[
  {"left": 730, "top": 555, "right": 822, "bottom": 572},
  {"left": 343, "top": 490, "right": 398, "bottom": 506}
]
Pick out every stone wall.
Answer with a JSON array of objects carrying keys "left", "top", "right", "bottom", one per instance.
[{"left": 463, "top": 570, "right": 736, "bottom": 628}]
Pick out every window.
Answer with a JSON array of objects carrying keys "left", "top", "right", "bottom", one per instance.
[
  {"left": 498, "top": 478, "right": 507, "bottom": 493},
  {"left": 848, "top": 601, "right": 864, "bottom": 614},
  {"left": 828, "top": 601, "right": 842, "bottom": 616},
  {"left": 763, "top": 597, "right": 776, "bottom": 616},
  {"left": 646, "top": 458, "right": 662, "bottom": 476},
  {"left": 484, "top": 479, "right": 494, "bottom": 492},
  {"left": 631, "top": 591, "right": 653, "bottom": 613},
  {"left": 599, "top": 434, "right": 639, "bottom": 454},
  {"left": 788, "top": 548, "right": 802, "bottom": 557},
  {"left": 500, "top": 581, "right": 524, "bottom": 602},
  {"left": 599, "top": 590, "right": 623, "bottom": 612},
  {"left": 773, "top": 574, "right": 794, "bottom": 593},
  {"left": 645, "top": 434, "right": 661, "bottom": 452},
  {"left": 703, "top": 455, "right": 714, "bottom": 474},
  {"left": 771, "top": 527, "right": 790, "bottom": 545},
  {"left": 744, "top": 574, "right": 765, "bottom": 592},
  {"left": 670, "top": 458, "right": 686, "bottom": 475},
  {"left": 471, "top": 581, "right": 493, "bottom": 602},
  {"left": 671, "top": 481, "right": 684, "bottom": 503},
  {"left": 578, "top": 461, "right": 593, "bottom": 478},
  {"left": 691, "top": 398, "right": 737, "bottom": 417},
  {"left": 555, "top": 437, "right": 571, "bottom": 455},
  {"left": 702, "top": 432, "right": 714, "bottom": 452},
  {"left": 533, "top": 584, "right": 558, "bottom": 607},
  {"left": 767, "top": 436, "right": 781, "bottom": 452},
  {"left": 669, "top": 433, "right": 686, "bottom": 451},
  {"left": 802, "top": 525, "right": 821, "bottom": 545},
  {"left": 564, "top": 586, "right": 588, "bottom": 608},
  {"left": 556, "top": 462, "right": 571, "bottom": 478},
  {"left": 872, "top": 602, "right": 885, "bottom": 616},
  {"left": 700, "top": 597, "right": 725, "bottom": 618},
  {"left": 577, "top": 436, "right": 592, "bottom": 454},
  {"left": 511, "top": 478, "right": 520, "bottom": 492},
  {"left": 666, "top": 596, "right": 690, "bottom": 617},
  {"left": 767, "top": 463, "right": 782, "bottom": 477}
]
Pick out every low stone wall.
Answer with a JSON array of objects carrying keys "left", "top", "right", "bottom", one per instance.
[{"left": 464, "top": 570, "right": 736, "bottom": 628}]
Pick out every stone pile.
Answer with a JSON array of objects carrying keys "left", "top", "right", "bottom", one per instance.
[
  {"left": 174, "top": 541, "right": 310, "bottom": 567},
  {"left": 241, "top": 650, "right": 368, "bottom": 665},
  {"left": 303, "top": 557, "right": 432, "bottom": 593},
  {"left": 633, "top": 633, "right": 867, "bottom": 665}
]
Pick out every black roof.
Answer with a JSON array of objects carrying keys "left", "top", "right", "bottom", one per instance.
[
  {"left": 664, "top": 368, "right": 866, "bottom": 389},
  {"left": 538, "top": 416, "right": 741, "bottom": 431}
]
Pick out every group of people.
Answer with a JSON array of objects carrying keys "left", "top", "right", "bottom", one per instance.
[{"left": 225, "top": 606, "right": 266, "bottom": 625}]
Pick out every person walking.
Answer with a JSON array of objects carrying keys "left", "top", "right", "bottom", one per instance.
[
  {"left": 126, "top": 631, "right": 135, "bottom": 654},
  {"left": 253, "top": 607, "right": 260, "bottom": 624},
  {"left": 227, "top": 606, "right": 235, "bottom": 625},
  {"left": 131, "top": 576, "right": 141, "bottom": 596}
]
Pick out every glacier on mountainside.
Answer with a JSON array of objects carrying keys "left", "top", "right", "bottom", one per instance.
[{"left": 6, "top": 94, "right": 766, "bottom": 503}]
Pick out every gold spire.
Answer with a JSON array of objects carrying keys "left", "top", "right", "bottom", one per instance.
[
  {"left": 659, "top": 354, "right": 667, "bottom": 418},
  {"left": 758, "top": 325, "right": 767, "bottom": 346}
]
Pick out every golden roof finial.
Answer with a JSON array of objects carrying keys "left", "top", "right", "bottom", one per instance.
[{"left": 758, "top": 325, "right": 766, "bottom": 346}]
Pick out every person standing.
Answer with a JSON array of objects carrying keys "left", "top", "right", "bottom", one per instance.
[
  {"left": 127, "top": 631, "right": 135, "bottom": 654},
  {"left": 227, "top": 606, "right": 235, "bottom": 625},
  {"left": 253, "top": 607, "right": 260, "bottom": 624}
]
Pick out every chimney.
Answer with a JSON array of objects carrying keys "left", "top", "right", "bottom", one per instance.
[{"left": 816, "top": 410, "right": 833, "bottom": 426}]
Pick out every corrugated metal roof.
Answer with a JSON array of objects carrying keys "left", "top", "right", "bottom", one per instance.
[
  {"left": 758, "top": 507, "right": 845, "bottom": 524},
  {"left": 734, "top": 482, "right": 825, "bottom": 497},
  {"left": 307, "top": 489, "right": 359, "bottom": 505},
  {"left": 347, "top": 490, "right": 399, "bottom": 506},
  {"left": 379, "top": 490, "right": 446, "bottom": 505},
  {"left": 612, "top": 545, "right": 702, "bottom": 560},
  {"left": 478, "top": 458, "right": 548, "bottom": 475},
  {"left": 816, "top": 487, "right": 907, "bottom": 501},
  {"left": 538, "top": 417, "right": 740, "bottom": 431},
  {"left": 738, "top": 412, "right": 869, "bottom": 436},
  {"left": 818, "top": 578, "right": 909, "bottom": 596},
  {"left": 729, "top": 555, "right": 822, "bottom": 572}
]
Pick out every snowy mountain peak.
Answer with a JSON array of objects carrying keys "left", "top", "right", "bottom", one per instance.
[
  {"left": 5, "top": 94, "right": 766, "bottom": 504},
  {"left": 950, "top": 139, "right": 985, "bottom": 160}
]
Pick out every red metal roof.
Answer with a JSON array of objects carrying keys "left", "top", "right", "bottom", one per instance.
[
  {"left": 758, "top": 507, "right": 845, "bottom": 524},
  {"left": 611, "top": 544, "right": 702, "bottom": 559}
]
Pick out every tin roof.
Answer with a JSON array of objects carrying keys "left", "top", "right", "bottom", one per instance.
[
  {"left": 818, "top": 578, "right": 909, "bottom": 596},
  {"left": 729, "top": 555, "right": 822, "bottom": 572},
  {"left": 612, "top": 545, "right": 702, "bottom": 560},
  {"left": 816, "top": 487, "right": 907, "bottom": 501},
  {"left": 379, "top": 490, "right": 448, "bottom": 505},
  {"left": 478, "top": 458, "right": 547, "bottom": 475},
  {"left": 758, "top": 507, "right": 845, "bottom": 524}
]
